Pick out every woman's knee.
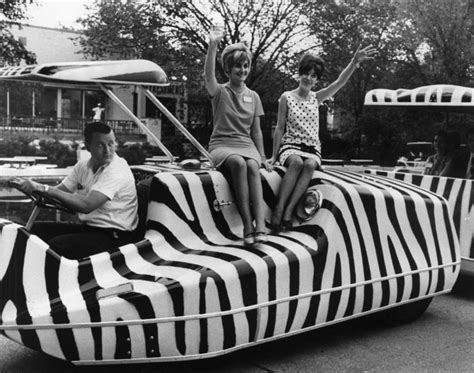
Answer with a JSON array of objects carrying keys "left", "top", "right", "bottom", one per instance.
[
  {"left": 246, "top": 159, "right": 260, "bottom": 175},
  {"left": 303, "top": 158, "right": 318, "bottom": 172},
  {"left": 224, "top": 156, "right": 247, "bottom": 174},
  {"left": 286, "top": 155, "right": 304, "bottom": 171}
]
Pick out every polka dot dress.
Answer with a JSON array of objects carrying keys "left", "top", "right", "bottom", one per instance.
[{"left": 278, "top": 91, "right": 321, "bottom": 166}]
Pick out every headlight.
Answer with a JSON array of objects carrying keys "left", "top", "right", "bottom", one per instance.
[{"left": 295, "top": 189, "right": 323, "bottom": 222}]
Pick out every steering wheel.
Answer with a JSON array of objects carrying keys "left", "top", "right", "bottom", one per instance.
[{"left": 8, "top": 180, "right": 75, "bottom": 214}]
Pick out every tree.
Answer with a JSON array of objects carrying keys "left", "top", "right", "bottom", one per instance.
[
  {"left": 396, "top": 0, "right": 473, "bottom": 86},
  {"left": 305, "top": 0, "right": 405, "bottom": 159},
  {"left": 76, "top": 1, "right": 206, "bottom": 95},
  {"left": 0, "top": 0, "right": 36, "bottom": 65},
  {"left": 76, "top": 0, "right": 310, "bottom": 104},
  {"left": 157, "top": 0, "right": 311, "bottom": 103}
]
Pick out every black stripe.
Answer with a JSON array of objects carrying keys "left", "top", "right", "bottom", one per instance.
[
  {"left": 44, "top": 252, "right": 80, "bottom": 361},
  {"left": 114, "top": 318, "right": 131, "bottom": 359},
  {"left": 326, "top": 253, "right": 342, "bottom": 322},
  {"left": 119, "top": 292, "right": 160, "bottom": 358},
  {"left": 387, "top": 237, "right": 405, "bottom": 302},
  {"left": 0, "top": 228, "right": 41, "bottom": 351},
  {"left": 78, "top": 258, "right": 103, "bottom": 360},
  {"left": 298, "top": 225, "right": 328, "bottom": 328}
]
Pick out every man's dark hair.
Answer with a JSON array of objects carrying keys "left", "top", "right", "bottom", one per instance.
[
  {"left": 298, "top": 54, "right": 325, "bottom": 79},
  {"left": 84, "top": 122, "right": 112, "bottom": 144}
]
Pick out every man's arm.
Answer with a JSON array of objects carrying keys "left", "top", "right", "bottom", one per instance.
[{"left": 12, "top": 178, "right": 109, "bottom": 214}]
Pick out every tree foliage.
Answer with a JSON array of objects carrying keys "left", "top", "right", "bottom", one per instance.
[
  {"left": 47, "top": 0, "right": 474, "bottom": 164},
  {"left": 396, "top": 0, "right": 473, "bottom": 85},
  {"left": 0, "top": 0, "right": 36, "bottom": 65},
  {"left": 76, "top": 0, "right": 311, "bottom": 104}
]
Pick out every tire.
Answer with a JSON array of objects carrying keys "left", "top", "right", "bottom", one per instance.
[{"left": 378, "top": 298, "right": 433, "bottom": 326}]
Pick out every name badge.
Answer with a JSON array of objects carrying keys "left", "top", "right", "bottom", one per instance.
[{"left": 243, "top": 95, "right": 253, "bottom": 103}]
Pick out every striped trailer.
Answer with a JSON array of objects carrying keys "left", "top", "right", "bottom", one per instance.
[
  {"left": 364, "top": 84, "right": 474, "bottom": 274},
  {"left": 0, "top": 63, "right": 461, "bottom": 365},
  {"left": 0, "top": 167, "right": 460, "bottom": 365}
]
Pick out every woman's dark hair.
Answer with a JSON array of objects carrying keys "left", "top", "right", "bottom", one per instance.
[
  {"left": 84, "top": 121, "right": 112, "bottom": 144},
  {"left": 447, "top": 131, "right": 461, "bottom": 151},
  {"left": 435, "top": 129, "right": 448, "bottom": 140},
  {"left": 221, "top": 43, "right": 252, "bottom": 76},
  {"left": 298, "top": 54, "right": 325, "bottom": 79}
]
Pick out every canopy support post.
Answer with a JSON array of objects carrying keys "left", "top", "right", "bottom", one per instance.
[
  {"left": 99, "top": 83, "right": 175, "bottom": 163},
  {"left": 139, "top": 87, "right": 215, "bottom": 168}
]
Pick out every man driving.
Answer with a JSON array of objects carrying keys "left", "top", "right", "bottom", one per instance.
[{"left": 12, "top": 122, "right": 138, "bottom": 258}]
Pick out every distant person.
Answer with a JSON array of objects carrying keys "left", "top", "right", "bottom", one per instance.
[
  {"left": 92, "top": 103, "right": 105, "bottom": 121},
  {"left": 424, "top": 130, "right": 450, "bottom": 176},
  {"left": 269, "top": 45, "right": 377, "bottom": 231},
  {"left": 204, "top": 27, "right": 271, "bottom": 246},
  {"left": 465, "top": 127, "right": 474, "bottom": 179},
  {"left": 442, "top": 131, "right": 469, "bottom": 178},
  {"left": 12, "top": 122, "right": 138, "bottom": 259}
]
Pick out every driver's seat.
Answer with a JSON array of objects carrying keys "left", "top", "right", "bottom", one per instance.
[{"left": 134, "top": 176, "right": 152, "bottom": 241}]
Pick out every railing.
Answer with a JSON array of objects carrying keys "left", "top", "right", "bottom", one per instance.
[{"left": 0, "top": 116, "right": 142, "bottom": 137}]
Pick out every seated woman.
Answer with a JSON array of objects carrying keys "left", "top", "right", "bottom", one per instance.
[
  {"left": 423, "top": 130, "right": 450, "bottom": 176},
  {"left": 269, "top": 45, "right": 376, "bottom": 231},
  {"left": 204, "top": 28, "right": 271, "bottom": 246}
]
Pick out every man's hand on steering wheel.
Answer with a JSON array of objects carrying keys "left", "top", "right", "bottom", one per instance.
[
  {"left": 10, "top": 177, "right": 47, "bottom": 196},
  {"left": 9, "top": 177, "right": 73, "bottom": 214}
]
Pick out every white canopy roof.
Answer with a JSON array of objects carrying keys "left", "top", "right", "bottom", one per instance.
[
  {"left": 0, "top": 59, "right": 169, "bottom": 86},
  {"left": 364, "top": 84, "right": 474, "bottom": 112}
]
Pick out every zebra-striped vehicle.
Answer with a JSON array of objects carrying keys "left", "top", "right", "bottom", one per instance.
[
  {"left": 364, "top": 85, "right": 474, "bottom": 275},
  {"left": 0, "top": 63, "right": 461, "bottom": 365}
]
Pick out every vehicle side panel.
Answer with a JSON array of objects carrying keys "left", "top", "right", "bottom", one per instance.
[{"left": 364, "top": 170, "right": 473, "bottom": 260}]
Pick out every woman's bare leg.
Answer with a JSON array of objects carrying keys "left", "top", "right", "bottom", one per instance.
[
  {"left": 271, "top": 155, "right": 304, "bottom": 227},
  {"left": 282, "top": 158, "right": 318, "bottom": 222},
  {"left": 223, "top": 155, "right": 254, "bottom": 236},
  {"left": 247, "top": 159, "right": 265, "bottom": 233}
]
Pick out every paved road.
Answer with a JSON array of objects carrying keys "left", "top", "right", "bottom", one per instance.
[{"left": 1, "top": 275, "right": 472, "bottom": 373}]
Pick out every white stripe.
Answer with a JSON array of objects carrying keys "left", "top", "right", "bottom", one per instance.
[
  {"left": 58, "top": 257, "right": 95, "bottom": 361},
  {"left": 0, "top": 222, "right": 19, "bottom": 280},
  {"left": 22, "top": 236, "right": 65, "bottom": 360}
]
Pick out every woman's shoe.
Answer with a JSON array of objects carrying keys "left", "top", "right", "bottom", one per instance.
[
  {"left": 281, "top": 220, "right": 293, "bottom": 231},
  {"left": 266, "top": 220, "right": 281, "bottom": 233},
  {"left": 243, "top": 232, "right": 255, "bottom": 246},
  {"left": 254, "top": 231, "right": 268, "bottom": 243}
]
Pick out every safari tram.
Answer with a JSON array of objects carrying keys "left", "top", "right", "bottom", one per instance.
[
  {"left": 363, "top": 84, "right": 474, "bottom": 275},
  {"left": 0, "top": 61, "right": 461, "bottom": 365}
]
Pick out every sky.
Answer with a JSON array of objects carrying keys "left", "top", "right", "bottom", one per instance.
[{"left": 24, "top": 0, "right": 94, "bottom": 29}]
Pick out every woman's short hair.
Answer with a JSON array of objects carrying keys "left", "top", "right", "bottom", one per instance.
[
  {"left": 298, "top": 54, "right": 325, "bottom": 79},
  {"left": 221, "top": 43, "right": 252, "bottom": 76}
]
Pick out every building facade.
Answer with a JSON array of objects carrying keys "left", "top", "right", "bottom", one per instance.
[{"left": 2, "top": 24, "right": 187, "bottom": 143}]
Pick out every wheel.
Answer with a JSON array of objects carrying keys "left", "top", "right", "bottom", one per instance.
[
  {"left": 8, "top": 180, "right": 74, "bottom": 214},
  {"left": 378, "top": 298, "right": 433, "bottom": 326}
]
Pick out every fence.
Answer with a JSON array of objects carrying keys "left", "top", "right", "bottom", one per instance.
[{"left": 0, "top": 116, "right": 143, "bottom": 138}]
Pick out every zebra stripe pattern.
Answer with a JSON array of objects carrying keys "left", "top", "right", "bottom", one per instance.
[
  {"left": 364, "top": 84, "right": 474, "bottom": 110},
  {"left": 364, "top": 169, "right": 473, "bottom": 260},
  {"left": 0, "top": 168, "right": 460, "bottom": 364}
]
